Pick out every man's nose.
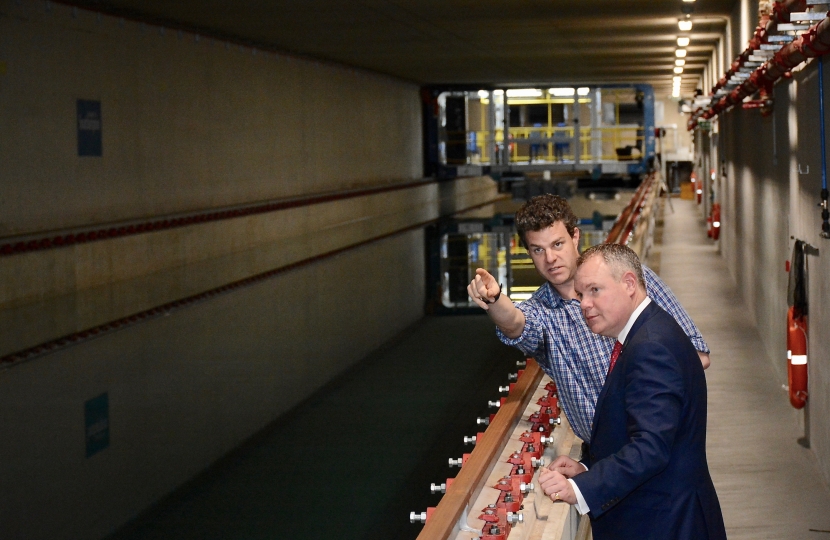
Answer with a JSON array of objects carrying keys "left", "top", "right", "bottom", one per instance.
[{"left": 545, "top": 249, "right": 556, "bottom": 263}]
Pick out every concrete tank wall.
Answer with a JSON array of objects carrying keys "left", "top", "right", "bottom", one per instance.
[
  {"left": 0, "top": 2, "right": 504, "bottom": 539},
  {"left": 0, "top": 0, "right": 422, "bottom": 236}
]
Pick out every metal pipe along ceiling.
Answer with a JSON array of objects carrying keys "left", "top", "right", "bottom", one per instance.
[{"left": 688, "top": 0, "right": 830, "bottom": 129}]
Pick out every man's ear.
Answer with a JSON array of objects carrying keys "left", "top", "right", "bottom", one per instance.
[
  {"left": 622, "top": 270, "right": 638, "bottom": 296},
  {"left": 572, "top": 227, "right": 580, "bottom": 250}
]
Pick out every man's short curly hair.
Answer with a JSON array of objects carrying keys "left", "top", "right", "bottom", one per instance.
[{"left": 515, "top": 194, "right": 579, "bottom": 248}]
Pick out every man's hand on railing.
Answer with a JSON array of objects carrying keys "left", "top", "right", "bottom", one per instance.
[
  {"left": 539, "top": 467, "right": 577, "bottom": 505},
  {"left": 548, "top": 455, "right": 587, "bottom": 478}
]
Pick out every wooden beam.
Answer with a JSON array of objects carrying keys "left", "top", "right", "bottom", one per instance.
[{"left": 416, "top": 359, "right": 545, "bottom": 539}]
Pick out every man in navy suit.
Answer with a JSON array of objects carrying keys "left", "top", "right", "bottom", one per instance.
[{"left": 539, "top": 243, "right": 726, "bottom": 540}]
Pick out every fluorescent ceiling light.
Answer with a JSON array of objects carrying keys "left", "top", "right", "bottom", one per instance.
[
  {"left": 683, "top": 0, "right": 696, "bottom": 3},
  {"left": 477, "top": 90, "right": 489, "bottom": 99},
  {"left": 678, "top": 20, "right": 693, "bottom": 31},
  {"left": 674, "top": 67, "right": 684, "bottom": 74},
  {"left": 549, "top": 88, "right": 576, "bottom": 97},
  {"left": 675, "top": 49, "right": 688, "bottom": 58},
  {"left": 506, "top": 88, "right": 542, "bottom": 97},
  {"left": 577, "top": 87, "right": 590, "bottom": 96},
  {"left": 493, "top": 89, "right": 504, "bottom": 96},
  {"left": 675, "top": 59, "right": 686, "bottom": 66},
  {"left": 673, "top": 76, "right": 682, "bottom": 82},
  {"left": 677, "top": 37, "right": 691, "bottom": 47}
]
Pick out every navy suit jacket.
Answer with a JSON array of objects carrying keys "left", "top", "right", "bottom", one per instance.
[{"left": 572, "top": 301, "right": 727, "bottom": 540}]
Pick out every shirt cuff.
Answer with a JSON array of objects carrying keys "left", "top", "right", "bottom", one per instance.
[
  {"left": 569, "top": 479, "right": 590, "bottom": 515},
  {"left": 495, "top": 324, "right": 527, "bottom": 347},
  {"left": 691, "top": 338, "right": 711, "bottom": 354}
]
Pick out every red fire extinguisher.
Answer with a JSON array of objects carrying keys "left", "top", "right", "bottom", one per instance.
[
  {"left": 786, "top": 239, "right": 809, "bottom": 410},
  {"left": 787, "top": 306, "right": 808, "bottom": 409},
  {"left": 711, "top": 203, "right": 721, "bottom": 241},
  {"left": 693, "top": 172, "right": 702, "bottom": 204}
]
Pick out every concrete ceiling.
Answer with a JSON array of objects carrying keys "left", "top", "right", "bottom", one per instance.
[{"left": 66, "top": 0, "right": 737, "bottom": 96}]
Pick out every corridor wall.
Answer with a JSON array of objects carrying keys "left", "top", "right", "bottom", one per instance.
[{"left": 714, "top": 56, "right": 830, "bottom": 487}]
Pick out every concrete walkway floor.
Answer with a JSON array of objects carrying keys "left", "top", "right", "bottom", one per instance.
[{"left": 657, "top": 198, "right": 830, "bottom": 539}]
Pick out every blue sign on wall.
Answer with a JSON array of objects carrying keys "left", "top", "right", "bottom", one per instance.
[
  {"left": 77, "top": 99, "right": 102, "bottom": 157},
  {"left": 85, "top": 392, "right": 109, "bottom": 458}
]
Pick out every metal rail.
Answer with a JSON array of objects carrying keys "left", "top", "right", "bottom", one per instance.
[
  {"left": 604, "top": 173, "right": 658, "bottom": 251},
  {"left": 416, "top": 360, "right": 545, "bottom": 539}
]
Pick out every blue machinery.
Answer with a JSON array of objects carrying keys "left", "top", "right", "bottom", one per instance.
[{"left": 423, "top": 84, "right": 656, "bottom": 182}]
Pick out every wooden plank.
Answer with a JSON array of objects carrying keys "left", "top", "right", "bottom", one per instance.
[{"left": 416, "top": 359, "right": 545, "bottom": 540}]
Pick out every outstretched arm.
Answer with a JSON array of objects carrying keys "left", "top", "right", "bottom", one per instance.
[{"left": 467, "top": 268, "right": 526, "bottom": 339}]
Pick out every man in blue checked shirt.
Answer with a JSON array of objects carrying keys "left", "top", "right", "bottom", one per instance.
[{"left": 467, "top": 194, "right": 709, "bottom": 444}]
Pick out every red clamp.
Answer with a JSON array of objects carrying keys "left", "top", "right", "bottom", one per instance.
[
  {"left": 508, "top": 450, "right": 541, "bottom": 471},
  {"left": 480, "top": 524, "right": 507, "bottom": 540},
  {"left": 520, "top": 430, "right": 552, "bottom": 449},
  {"left": 536, "top": 394, "right": 559, "bottom": 409},
  {"left": 528, "top": 406, "right": 559, "bottom": 427},
  {"left": 496, "top": 490, "right": 522, "bottom": 513},
  {"left": 509, "top": 463, "right": 533, "bottom": 483},
  {"left": 478, "top": 506, "right": 522, "bottom": 539}
]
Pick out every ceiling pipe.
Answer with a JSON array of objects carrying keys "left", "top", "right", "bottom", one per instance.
[
  {"left": 709, "top": 0, "right": 805, "bottom": 96},
  {"left": 689, "top": 2, "right": 830, "bottom": 130}
]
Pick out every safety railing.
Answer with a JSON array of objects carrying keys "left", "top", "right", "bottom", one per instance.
[
  {"left": 469, "top": 127, "right": 644, "bottom": 164},
  {"left": 413, "top": 359, "right": 586, "bottom": 540},
  {"left": 414, "top": 360, "right": 544, "bottom": 538},
  {"left": 604, "top": 172, "right": 659, "bottom": 258}
]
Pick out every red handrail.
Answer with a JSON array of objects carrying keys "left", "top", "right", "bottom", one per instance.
[{"left": 604, "top": 173, "right": 657, "bottom": 246}]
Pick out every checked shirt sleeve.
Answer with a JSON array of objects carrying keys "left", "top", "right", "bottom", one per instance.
[
  {"left": 643, "top": 266, "right": 710, "bottom": 354},
  {"left": 496, "top": 298, "right": 547, "bottom": 359}
]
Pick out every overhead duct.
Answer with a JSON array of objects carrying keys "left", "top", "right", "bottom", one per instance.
[{"left": 687, "top": 0, "right": 830, "bottom": 129}]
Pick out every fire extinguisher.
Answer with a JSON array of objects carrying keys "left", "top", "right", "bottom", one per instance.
[
  {"left": 787, "top": 306, "right": 808, "bottom": 409},
  {"left": 786, "top": 239, "right": 808, "bottom": 409},
  {"left": 706, "top": 203, "right": 720, "bottom": 239},
  {"left": 693, "top": 173, "right": 702, "bottom": 204},
  {"left": 711, "top": 203, "right": 721, "bottom": 241}
]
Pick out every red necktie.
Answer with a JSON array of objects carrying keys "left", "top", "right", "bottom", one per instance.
[{"left": 608, "top": 341, "right": 623, "bottom": 374}]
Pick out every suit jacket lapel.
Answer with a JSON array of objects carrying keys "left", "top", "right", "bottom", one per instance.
[{"left": 589, "top": 301, "right": 661, "bottom": 443}]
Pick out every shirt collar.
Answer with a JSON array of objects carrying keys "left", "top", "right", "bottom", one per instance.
[
  {"left": 617, "top": 296, "right": 651, "bottom": 344},
  {"left": 540, "top": 282, "right": 576, "bottom": 307}
]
